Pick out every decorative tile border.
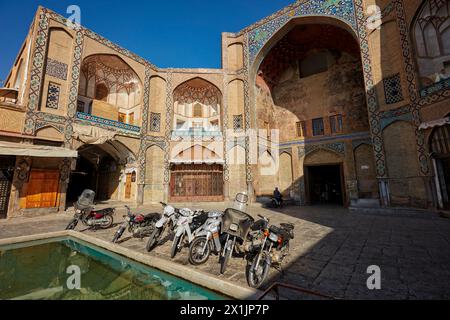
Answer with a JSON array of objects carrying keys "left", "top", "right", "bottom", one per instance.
[
  {"left": 393, "top": 0, "right": 429, "bottom": 175},
  {"left": 76, "top": 112, "right": 140, "bottom": 133},
  {"left": 35, "top": 121, "right": 64, "bottom": 133},
  {"left": 138, "top": 66, "right": 151, "bottom": 184},
  {"left": 64, "top": 30, "right": 84, "bottom": 147},
  {"left": 164, "top": 71, "right": 174, "bottom": 184},
  {"left": 353, "top": 0, "right": 387, "bottom": 178},
  {"left": 420, "top": 78, "right": 450, "bottom": 98},
  {"left": 222, "top": 74, "right": 230, "bottom": 182},
  {"left": 243, "top": 33, "right": 253, "bottom": 183},
  {"left": 24, "top": 9, "right": 50, "bottom": 136}
]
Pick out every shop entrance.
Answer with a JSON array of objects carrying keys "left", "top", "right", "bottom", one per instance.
[
  {"left": 67, "top": 144, "right": 120, "bottom": 204},
  {"left": 306, "top": 164, "right": 344, "bottom": 205}
]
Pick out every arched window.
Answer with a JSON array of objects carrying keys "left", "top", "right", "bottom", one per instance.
[
  {"left": 413, "top": 0, "right": 450, "bottom": 87},
  {"left": 193, "top": 103, "right": 203, "bottom": 118}
]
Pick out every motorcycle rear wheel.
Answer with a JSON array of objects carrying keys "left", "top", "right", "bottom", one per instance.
[
  {"left": 65, "top": 219, "right": 78, "bottom": 230},
  {"left": 189, "top": 237, "right": 211, "bottom": 265},
  {"left": 100, "top": 215, "right": 114, "bottom": 229},
  {"left": 247, "top": 252, "right": 271, "bottom": 288},
  {"left": 146, "top": 228, "right": 162, "bottom": 252},
  {"left": 220, "top": 239, "right": 233, "bottom": 274}
]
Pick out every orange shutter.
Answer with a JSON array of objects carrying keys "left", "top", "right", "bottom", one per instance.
[{"left": 26, "top": 170, "right": 60, "bottom": 209}]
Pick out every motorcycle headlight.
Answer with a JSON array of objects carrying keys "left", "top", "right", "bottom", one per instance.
[
  {"left": 269, "top": 233, "right": 279, "bottom": 242},
  {"left": 229, "top": 223, "right": 238, "bottom": 232}
]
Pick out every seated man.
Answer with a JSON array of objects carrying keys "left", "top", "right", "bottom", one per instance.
[{"left": 273, "top": 187, "right": 283, "bottom": 205}]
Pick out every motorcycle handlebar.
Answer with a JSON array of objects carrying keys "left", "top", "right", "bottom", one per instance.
[
  {"left": 258, "top": 214, "right": 270, "bottom": 222},
  {"left": 160, "top": 202, "right": 167, "bottom": 207}
]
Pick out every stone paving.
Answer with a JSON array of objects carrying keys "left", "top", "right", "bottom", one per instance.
[{"left": 1, "top": 203, "right": 450, "bottom": 300}]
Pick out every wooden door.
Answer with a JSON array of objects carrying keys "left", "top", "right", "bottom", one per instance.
[
  {"left": 125, "top": 173, "right": 132, "bottom": 199},
  {"left": 26, "top": 170, "right": 60, "bottom": 209},
  {"left": 169, "top": 164, "right": 224, "bottom": 202}
]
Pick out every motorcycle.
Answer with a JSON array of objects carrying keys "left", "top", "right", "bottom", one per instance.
[
  {"left": 170, "top": 208, "right": 208, "bottom": 259},
  {"left": 111, "top": 205, "right": 161, "bottom": 243},
  {"left": 188, "top": 211, "right": 224, "bottom": 265},
  {"left": 146, "top": 202, "right": 182, "bottom": 252},
  {"left": 270, "top": 197, "right": 283, "bottom": 208},
  {"left": 219, "top": 192, "right": 268, "bottom": 274},
  {"left": 247, "top": 216, "right": 295, "bottom": 288},
  {"left": 65, "top": 189, "right": 115, "bottom": 231}
]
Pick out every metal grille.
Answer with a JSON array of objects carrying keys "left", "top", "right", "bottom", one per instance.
[
  {"left": 233, "top": 115, "right": 243, "bottom": 132},
  {"left": 384, "top": 74, "right": 404, "bottom": 104},
  {"left": 46, "top": 82, "right": 61, "bottom": 109},
  {"left": 149, "top": 112, "right": 161, "bottom": 132}
]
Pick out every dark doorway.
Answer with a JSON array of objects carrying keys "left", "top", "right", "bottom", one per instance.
[
  {"left": 430, "top": 124, "right": 450, "bottom": 210},
  {"left": 306, "top": 164, "right": 344, "bottom": 205},
  {"left": 67, "top": 145, "right": 120, "bottom": 205},
  {"left": 0, "top": 156, "right": 15, "bottom": 219},
  {"left": 436, "top": 157, "right": 450, "bottom": 210}
]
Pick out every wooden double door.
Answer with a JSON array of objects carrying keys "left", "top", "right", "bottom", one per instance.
[
  {"left": 25, "top": 170, "right": 60, "bottom": 209},
  {"left": 170, "top": 164, "right": 224, "bottom": 202}
]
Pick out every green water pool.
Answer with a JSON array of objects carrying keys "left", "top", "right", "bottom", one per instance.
[{"left": 0, "top": 237, "right": 226, "bottom": 300}]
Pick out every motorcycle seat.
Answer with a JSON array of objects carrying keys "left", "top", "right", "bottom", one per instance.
[
  {"left": 143, "top": 212, "right": 161, "bottom": 221},
  {"left": 280, "top": 223, "right": 295, "bottom": 231},
  {"left": 92, "top": 208, "right": 114, "bottom": 216},
  {"left": 190, "top": 212, "right": 209, "bottom": 231}
]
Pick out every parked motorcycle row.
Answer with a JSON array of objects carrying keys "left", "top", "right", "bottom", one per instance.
[{"left": 66, "top": 190, "right": 295, "bottom": 288}]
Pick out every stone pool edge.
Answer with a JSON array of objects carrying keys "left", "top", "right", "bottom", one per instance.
[{"left": 0, "top": 231, "right": 261, "bottom": 300}]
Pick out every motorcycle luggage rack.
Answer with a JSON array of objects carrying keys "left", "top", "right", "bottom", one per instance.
[{"left": 257, "top": 282, "right": 339, "bottom": 300}]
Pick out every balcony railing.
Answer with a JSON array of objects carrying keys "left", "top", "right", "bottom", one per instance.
[
  {"left": 76, "top": 112, "right": 141, "bottom": 133},
  {"left": 171, "top": 128, "right": 223, "bottom": 138}
]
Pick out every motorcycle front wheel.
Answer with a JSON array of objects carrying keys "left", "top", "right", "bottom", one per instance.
[
  {"left": 220, "top": 239, "right": 233, "bottom": 274},
  {"left": 146, "top": 228, "right": 162, "bottom": 252},
  {"left": 171, "top": 235, "right": 182, "bottom": 259},
  {"left": 189, "top": 237, "right": 211, "bottom": 265},
  {"left": 112, "top": 226, "right": 125, "bottom": 243},
  {"left": 247, "top": 252, "right": 271, "bottom": 288},
  {"left": 65, "top": 219, "right": 78, "bottom": 230}
]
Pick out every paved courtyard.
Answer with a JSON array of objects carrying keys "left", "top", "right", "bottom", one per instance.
[{"left": 1, "top": 203, "right": 450, "bottom": 300}]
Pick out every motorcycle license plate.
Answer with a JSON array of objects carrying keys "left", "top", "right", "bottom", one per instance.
[{"left": 230, "top": 224, "right": 238, "bottom": 232}]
